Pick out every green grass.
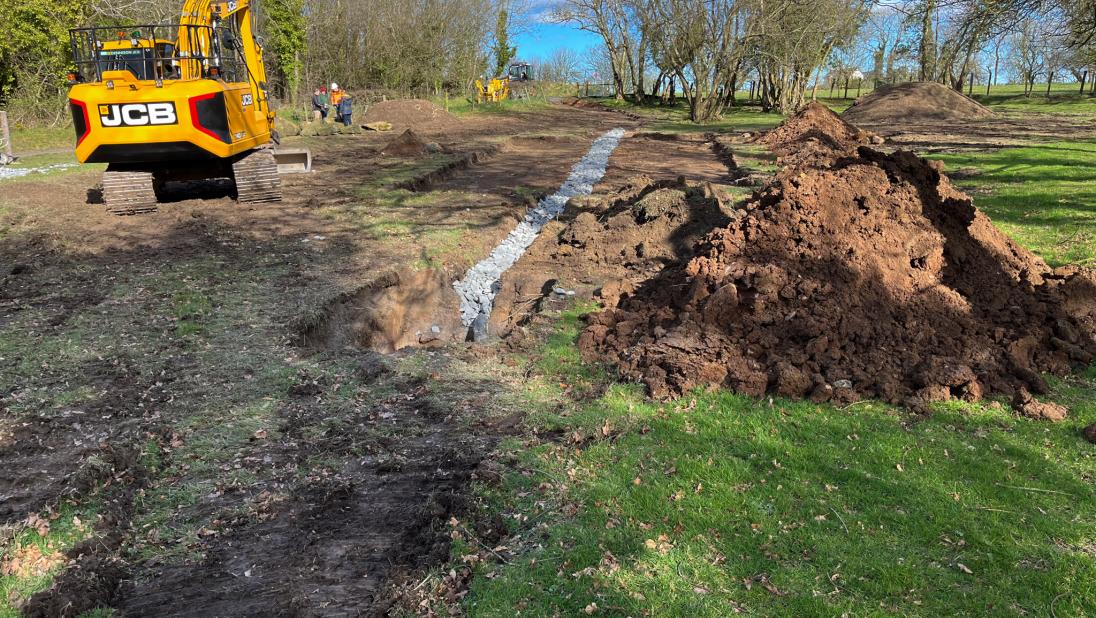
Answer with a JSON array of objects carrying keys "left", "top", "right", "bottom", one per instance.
[
  {"left": 589, "top": 82, "right": 1094, "bottom": 136},
  {"left": 930, "top": 141, "right": 1096, "bottom": 266},
  {"left": 463, "top": 308, "right": 1096, "bottom": 617},
  {"left": 971, "top": 83, "right": 1096, "bottom": 116},
  {"left": 6, "top": 125, "right": 74, "bottom": 152},
  {"left": 1, "top": 503, "right": 98, "bottom": 615}
]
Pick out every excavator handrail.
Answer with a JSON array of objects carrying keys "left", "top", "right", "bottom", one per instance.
[{"left": 69, "top": 24, "right": 245, "bottom": 84}]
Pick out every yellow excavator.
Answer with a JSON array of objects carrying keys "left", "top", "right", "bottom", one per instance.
[
  {"left": 66, "top": 0, "right": 309, "bottom": 213},
  {"left": 474, "top": 62, "right": 533, "bottom": 104}
]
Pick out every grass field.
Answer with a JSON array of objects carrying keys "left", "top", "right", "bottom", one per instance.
[
  {"left": 462, "top": 312, "right": 1096, "bottom": 616},
  {"left": 931, "top": 142, "right": 1096, "bottom": 267}
]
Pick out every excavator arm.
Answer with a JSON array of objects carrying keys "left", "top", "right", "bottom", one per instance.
[{"left": 176, "top": 0, "right": 272, "bottom": 124}]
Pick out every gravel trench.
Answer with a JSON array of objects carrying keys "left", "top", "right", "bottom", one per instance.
[{"left": 454, "top": 128, "right": 626, "bottom": 339}]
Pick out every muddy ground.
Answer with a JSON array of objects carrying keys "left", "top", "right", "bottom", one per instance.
[
  {"left": 2, "top": 99, "right": 1091, "bottom": 615},
  {"left": 0, "top": 103, "right": 663, "bottom": 616}
]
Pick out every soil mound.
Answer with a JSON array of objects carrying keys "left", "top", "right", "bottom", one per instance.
[
  {"left": 490, "top": 177, "right": 730, "bottom": 337},
  {"left": 759, "top": 102, "right": 876, "bottom": 168},
  {"left": 843, "top": 81, "right": 993, "bottom": 125},
  {"left": 581, "top": 125, "right": 1095, "bottom": 414},
  {"left": 362, "top": 99, "right": 460, "bottom": 131},
  {"left": 381, "top": 129, "right": 428, "bottom": 157}
]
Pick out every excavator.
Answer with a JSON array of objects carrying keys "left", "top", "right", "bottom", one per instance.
[
  {"left": 66, "top": 0, "right": 310, "bottom": 214},
  {"left": 474, "top": 62, "right": 534, "bottom": 104}
]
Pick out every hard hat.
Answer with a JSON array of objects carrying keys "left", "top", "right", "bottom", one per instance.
[{"left": 330, "top": 82, "right": 339, "bottom": 90}]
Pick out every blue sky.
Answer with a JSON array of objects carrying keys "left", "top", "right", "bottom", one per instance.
[
  {"left": 513, "top": 22, "right": 601, "bottom": 61},
  {"left": 510, "top": 1, "right": 602, "bottom": 61}
]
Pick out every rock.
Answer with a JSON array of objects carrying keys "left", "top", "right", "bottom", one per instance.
[
  {"left": 834, "top": 379, "right": 853, "bottom": 389},
  {"left": 870, "top": 135, "right": 886, "bottom": 145},
  {"left": 1083, "top": 422, "right": 1096, "bottom": 444},
  {"left": 425, "top": 142, "right": 444, "bottom": 153},
  {"left": 1012, "top": 388, "right": 1068, "bottom": 422}
]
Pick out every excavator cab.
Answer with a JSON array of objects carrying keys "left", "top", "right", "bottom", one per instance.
[
  {"left": 66, "top": 0, "right": 309, "bottom": 214},
  {"left": 507, "top": 62, "right": 532, "bottom": 82}
]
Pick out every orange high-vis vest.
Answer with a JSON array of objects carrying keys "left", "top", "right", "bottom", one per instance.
[{"left": 330, "top": 89, "right": 344, "bottom": 105}]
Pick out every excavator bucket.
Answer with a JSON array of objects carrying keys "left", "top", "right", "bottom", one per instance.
[{"left": 272, "top": 148, "right": 312, "bottom": 173}]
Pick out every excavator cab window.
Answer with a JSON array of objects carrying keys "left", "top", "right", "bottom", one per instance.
[{"left": 97, "top": 46, "right": 155, "bottom": 80}]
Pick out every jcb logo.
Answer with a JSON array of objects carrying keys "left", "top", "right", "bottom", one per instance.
[{"left": 99, "top": 102, "right": 177, "bottom": 127}]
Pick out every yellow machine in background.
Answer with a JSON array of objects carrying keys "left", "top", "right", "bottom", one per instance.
[
  {"left": 474, "top": 62, "right": 534, "bottom": 104},
  {"left": 66, "top": 0, "right": 307, "bottom": 213},
  {"left": 475, "top": 77, "right": 510, "bottom": 103}
]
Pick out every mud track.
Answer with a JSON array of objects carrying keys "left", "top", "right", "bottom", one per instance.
[{"left": 119, "top": 368, "right": 506, "bottom": 617}]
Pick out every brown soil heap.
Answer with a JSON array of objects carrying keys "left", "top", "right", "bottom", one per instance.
[
  {"left": 381, "top": 129, "right": 428, "bottom": 157},
  {"left": 842, "top": 81, "right": 994, "bottom": 125},
  {"left": 362, "top": 99, "right": 460, "bottom": 131},
  {"left": 580, "top": 110, "right": 1096, "bottom": 416},
  {"left": 758, "top": 102, "right": 876, "bottom": 169}
]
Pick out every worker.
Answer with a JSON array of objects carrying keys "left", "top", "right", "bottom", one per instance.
[
  {"left": 337, "top": 94, "right": 353, "bottom": 127},
  {"left": 311, "top": 87, "right": 329, "bottom": 121},
  {"left": 330, "top": 82, "right": 343, "bottom": 107}
]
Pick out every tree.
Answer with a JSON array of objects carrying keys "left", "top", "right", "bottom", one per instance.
[
  {"left": 263, "top": 0, "right": 306, "bottom": 104},
  {"left": 0, "top": 0, "right": 92, "bottom": 123},
  {"left": 493, "top": 4, "right": 517, "bottom": 76},
  {"left": 534, "top": 48, "right": 582, "bottom": 82},
  {"left": 1008, "top": 18, "right": 1045, "bottom": 94},
  {"left": 553, "top": 0, "right": 635, "bottom": 100}
]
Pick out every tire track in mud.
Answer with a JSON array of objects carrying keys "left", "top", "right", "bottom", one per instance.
[{"left": 116, "top": 364, "right": 510, "bottom": 617}]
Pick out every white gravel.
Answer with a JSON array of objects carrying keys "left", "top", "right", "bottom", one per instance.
[
  {"left": 454, "top": 127, "right": 625, "bottom": 338},
  {"left": 0, "top": 163, "right": 76, "bottom": 180}
]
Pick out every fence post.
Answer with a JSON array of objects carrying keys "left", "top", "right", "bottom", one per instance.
[{"left": 0, "top": 111, "right": 12, "bottom": 161}]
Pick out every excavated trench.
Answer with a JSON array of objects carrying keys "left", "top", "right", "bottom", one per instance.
[{"left": 300, "top": 129, "right": 628, "bottom": 355}]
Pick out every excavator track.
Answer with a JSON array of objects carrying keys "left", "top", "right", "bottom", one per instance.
[
  {"left": 232, "top": 149, "right": 282, "bottom": 203},
  {"left": 102, "top": 165, "right": 158, "bottom": 215}
]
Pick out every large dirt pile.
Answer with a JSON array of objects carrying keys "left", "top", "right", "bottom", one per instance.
[
  {"left": 580, "top": 111, "right": 1096, "bottom": 416},
  {"left": 362, "top": 99, "right": 460, "bottom": 131},
  {"left": 843, "top": 81, "right": 994, "bottom": 125},
  {"left": 490, "top": 177, "right": 730, "bottom": 336},
  {"left": 758, "top": 102, "right": 878, "bottom": 169}
]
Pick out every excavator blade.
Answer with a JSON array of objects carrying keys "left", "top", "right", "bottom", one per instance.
[{"left": 271, "top": 148, "right": 312, "bottom": 173}]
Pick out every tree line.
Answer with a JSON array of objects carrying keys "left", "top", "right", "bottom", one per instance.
[
  {"left": 0, "top": 0, "right": 500, "bottom": 123},
  {"left": 555, "top": 0, "right": 1096, "bottom": 119},
  {"left": 1, "top": 0, "right": 1093, "bottom": 124}
]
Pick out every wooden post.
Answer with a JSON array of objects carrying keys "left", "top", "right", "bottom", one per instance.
[
  {"left": 843, "top": 76, "right": 849, "bottom": 99},
  {"left": 0, "top": 111, "right": 12, "bottom": 161},
  {"left": 986, "top": 70, "right": 992, "bottom": 96}
]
